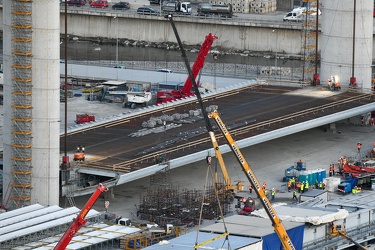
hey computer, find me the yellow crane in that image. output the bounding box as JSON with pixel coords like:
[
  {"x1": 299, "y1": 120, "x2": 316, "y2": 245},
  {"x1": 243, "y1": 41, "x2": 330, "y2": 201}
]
[
  {"x1": 165, "y1": 13, "x2": 296, "y2": 250},
  {"x1": 328, "y1": 223, "x2": 368, "y2": 250}
]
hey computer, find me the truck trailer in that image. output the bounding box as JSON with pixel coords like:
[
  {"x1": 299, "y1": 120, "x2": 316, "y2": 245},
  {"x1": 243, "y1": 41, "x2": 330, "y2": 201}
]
[{"x1": 197, "y1": 3, "x2": 233, "y2": 18}]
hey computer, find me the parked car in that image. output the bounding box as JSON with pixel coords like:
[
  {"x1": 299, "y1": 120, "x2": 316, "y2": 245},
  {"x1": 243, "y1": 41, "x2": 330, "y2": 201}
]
[
  {"x1": 90, "y1": 0, "x2": 108, "y2": 8},
  {"x1": 114, "y1": 65, "x2": 126, "y2": 69},
  {"x1": 157, "y1": 69, "x2": 173, "y2": 73},
  {"x1": 67, "y1": 0, "x2": 86, "y2": 6},
  {"x1": 112, "y1": 2, "x2": 130, "y2": 10},
  {"x1": 137, "y1": 7, "x2": 158, "y2": 15}
]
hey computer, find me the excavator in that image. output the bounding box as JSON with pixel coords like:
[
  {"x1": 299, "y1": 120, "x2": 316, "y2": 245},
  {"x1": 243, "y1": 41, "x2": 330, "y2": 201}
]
[
  {"x1": 328, "y1": 223, "x2": 368, "y2": 250},
  {"x1": 155, "y1": 33, "x2": 218, "y2": 105},
  {"x1": 165, "y1": 14, "x2": 296, "y2": 250},
  {"x1": 54, "y1": 183, "x2": 108, "y2": 250}
]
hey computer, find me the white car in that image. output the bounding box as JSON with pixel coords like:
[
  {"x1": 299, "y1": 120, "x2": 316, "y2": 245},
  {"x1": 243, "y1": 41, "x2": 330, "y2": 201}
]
[{"x1": 157, "y1": 69, "x2": 173, "y2": 73}]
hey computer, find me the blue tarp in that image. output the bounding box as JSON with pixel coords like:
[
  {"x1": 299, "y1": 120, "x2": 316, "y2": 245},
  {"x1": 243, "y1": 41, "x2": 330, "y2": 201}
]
[{"x1": 262, "y1": 224, "x2": 304, "y2": 250}]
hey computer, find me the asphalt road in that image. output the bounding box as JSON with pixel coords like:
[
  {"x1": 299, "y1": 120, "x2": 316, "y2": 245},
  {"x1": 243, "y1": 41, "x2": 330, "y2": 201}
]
[{"x1": 61, "y1": 0, "x2": 303, "y2": 25}]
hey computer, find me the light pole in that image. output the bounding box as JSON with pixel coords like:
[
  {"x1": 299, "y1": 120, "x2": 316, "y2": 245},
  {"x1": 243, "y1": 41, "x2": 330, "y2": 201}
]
[
  {"x1": 114, "y1": 16, "x2": 119, "y2": 67},
  {"x1": 213, "y1": 53, "x2": 218, "y2": 90}
]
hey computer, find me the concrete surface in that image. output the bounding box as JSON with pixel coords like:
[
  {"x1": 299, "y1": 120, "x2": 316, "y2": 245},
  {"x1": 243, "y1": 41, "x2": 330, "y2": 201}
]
[{"x1": 66, "y1": 107, "x2": 375, "y2": 232}]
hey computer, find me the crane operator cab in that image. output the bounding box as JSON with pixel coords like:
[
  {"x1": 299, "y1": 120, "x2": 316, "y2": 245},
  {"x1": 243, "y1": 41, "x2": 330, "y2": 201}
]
[{"x1": 74, "y1": 145, "x2": 85, "y2": 161}]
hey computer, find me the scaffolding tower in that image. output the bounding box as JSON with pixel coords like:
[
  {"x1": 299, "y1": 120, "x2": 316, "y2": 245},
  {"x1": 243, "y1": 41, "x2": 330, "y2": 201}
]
[
  {"x1": 301, "y1": 0, "x2": 319, "y2": 83},
  {"x1": 9, "y1": 0, "x2": 33, "y2": 209}
]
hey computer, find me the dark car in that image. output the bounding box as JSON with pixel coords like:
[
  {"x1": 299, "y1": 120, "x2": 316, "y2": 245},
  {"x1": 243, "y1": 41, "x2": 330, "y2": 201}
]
[
  {"x1": 67, "y1": 0, "x2": 86, "y2": 6},
  {"x1": 112, "y1": 2, "x2": 130, "y2": 10},
  {"x1": 137, "y1": 7, "x2": 158, "y2": 15}
]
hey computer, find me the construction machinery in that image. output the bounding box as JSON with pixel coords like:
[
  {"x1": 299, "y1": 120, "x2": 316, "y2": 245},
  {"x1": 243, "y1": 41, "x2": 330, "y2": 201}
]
[
  {"x1": 75, "y1": 114, "x2": 95, "y2": 124},
  {"x1": 121, "y1": 92, "x2": 153, "y2": 109},
  {"x1": 207, "y1": 155, "x2": 244, "y2": 198},
  {"x1": 54, "y1": 183, "x2": 108, "y2": 250},
  {"x1": 165, "y1": 14, "x2": 296, "y2": 250},
  {"x1": 155, "y1": 32, "x2": 217, "y2": 105},
  {"x1": 73, "y1": 145, "x2": 85, "y2": 161},
  {"x1": 328, "y1": 223, "x2": 367, "y2": 250},
  {"x1": 283, "y1": 160, "x2": 307, "y2": 182}
]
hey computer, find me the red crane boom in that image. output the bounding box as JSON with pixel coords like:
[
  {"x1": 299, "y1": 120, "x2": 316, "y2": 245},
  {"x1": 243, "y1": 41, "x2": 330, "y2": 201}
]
[
  {"x1": 54, "y1": 183, "x2": 108, "y2": 250},
  {"x1": 181, "y1": 33, "x2": 218, "y2": 94},
  {"x1": 156, "y1": 33, "x2": 217, "y2": 105}
]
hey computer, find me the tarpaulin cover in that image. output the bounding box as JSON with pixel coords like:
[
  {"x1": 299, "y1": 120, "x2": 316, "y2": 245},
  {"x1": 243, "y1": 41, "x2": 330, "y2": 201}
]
[
  {"x1": 252, "y1": 203, "x2": 349, "y2": 225},
  {"x1": 262, "y1": 223, "x2": 304, "y2": 250}
]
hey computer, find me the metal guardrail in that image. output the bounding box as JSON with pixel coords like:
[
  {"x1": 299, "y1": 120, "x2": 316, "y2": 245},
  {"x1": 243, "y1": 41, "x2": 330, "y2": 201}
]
[{"x1": 303, "y1": 222, "x2": 375, "y2": 250}]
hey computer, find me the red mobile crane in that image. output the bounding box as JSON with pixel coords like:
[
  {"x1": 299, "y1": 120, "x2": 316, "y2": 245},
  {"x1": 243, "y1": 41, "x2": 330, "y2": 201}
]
[
  {"x1": 155, "y1": 33, "x2": 218, "y2": 105},
  {"x1": 165, "y1": 14, "x2": 296, "y2": 250},
  {"x1": 54, "y1": 183, "x2": 108, "y2": 250}
]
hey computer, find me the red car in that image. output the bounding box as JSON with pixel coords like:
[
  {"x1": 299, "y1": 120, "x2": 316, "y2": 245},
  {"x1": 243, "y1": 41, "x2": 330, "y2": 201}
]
[
  {"x1": 67, "y1": 0, "x2": 86, "y2": 6},
  {"x1": 90, "y1": 0, "x2": 108, "y2": 8}
]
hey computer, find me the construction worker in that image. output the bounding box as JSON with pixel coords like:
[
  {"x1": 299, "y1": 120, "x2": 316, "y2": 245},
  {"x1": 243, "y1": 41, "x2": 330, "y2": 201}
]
[
  {"x1": 271, "y1": 188, "x2": 275, "y2": 201},
  {"x1": 290, "y1": 178, "x2": 296, "y2": 189},
  {"x1": 297, "y1": 182, "x2": 301, "y2": 193},
  {"x1": 292, "y1": 189, "x2": 297, "y2": 200},
  {"x1": 371, "y1": 117, "x2": 374, "y2": 126},
  {"x1": 329, "y1": 165, "x2": 333, "y2": 177},
  {"x1": 262, "y1": 181, "x2": 266, "y2": 190},
  {"x1": 248, "y1": 184, "x2": 252, "y2": 194},
  {"x1": 357, "y1": 142, "x2": 362, "y2": 153},
  {"x1": 319, "y1": 182, "x2": 323, "y2": 189},
  {"x1": 287, "y1": 180, "x2": 291, "y2": 192},
  {"x1": 332, "y1": 164, "x2": 336, "y2": 175},
  {"x1": 327, "y1": 79, "x2": 331, "y2": 91},
  {"x1": 334, "y1": 81, "x2": 340, "y2": 91},
  {"x1": 305, "y1": 181, "x2": 309, "y2": 191},
  {"x1": 301, "y1": 182, "x2": 305, "y2": 193}
]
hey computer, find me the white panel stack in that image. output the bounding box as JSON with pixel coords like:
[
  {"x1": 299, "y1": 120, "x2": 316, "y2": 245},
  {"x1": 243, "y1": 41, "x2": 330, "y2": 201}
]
[{"x1": 250, "y1": 0, "x2": 277, "y2": 14}]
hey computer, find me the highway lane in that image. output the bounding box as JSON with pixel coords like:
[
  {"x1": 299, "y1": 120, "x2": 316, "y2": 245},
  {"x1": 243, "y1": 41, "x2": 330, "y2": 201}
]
[{"x1": 60, "y1": 1, "x2": 307, "y2": 25}]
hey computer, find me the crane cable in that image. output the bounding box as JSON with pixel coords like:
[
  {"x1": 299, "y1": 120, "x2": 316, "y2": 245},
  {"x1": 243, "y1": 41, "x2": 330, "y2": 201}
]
[{"x1": 194, "y1": 160, "x2": 231, "y2": 249}]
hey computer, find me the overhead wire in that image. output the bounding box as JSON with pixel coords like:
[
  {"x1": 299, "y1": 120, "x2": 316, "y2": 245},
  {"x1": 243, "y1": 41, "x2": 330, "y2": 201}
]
[{"x1": 194, "y1": 160, "x2": 231, "y2": 249}]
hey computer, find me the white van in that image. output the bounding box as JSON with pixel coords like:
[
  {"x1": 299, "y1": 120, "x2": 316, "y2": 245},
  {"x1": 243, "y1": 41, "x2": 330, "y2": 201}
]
[{"x1": 283, "y1": 8, "x2": 303, "y2": 22}]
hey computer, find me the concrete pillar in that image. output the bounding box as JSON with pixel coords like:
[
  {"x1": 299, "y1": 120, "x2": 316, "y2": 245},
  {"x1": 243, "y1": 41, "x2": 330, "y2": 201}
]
[
  {"x1": 321, "y1": 0, "x2": 373, "y2": 89},
  {"x1": 3, "y1": 0, "x2": 60, "y2": 208}
]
